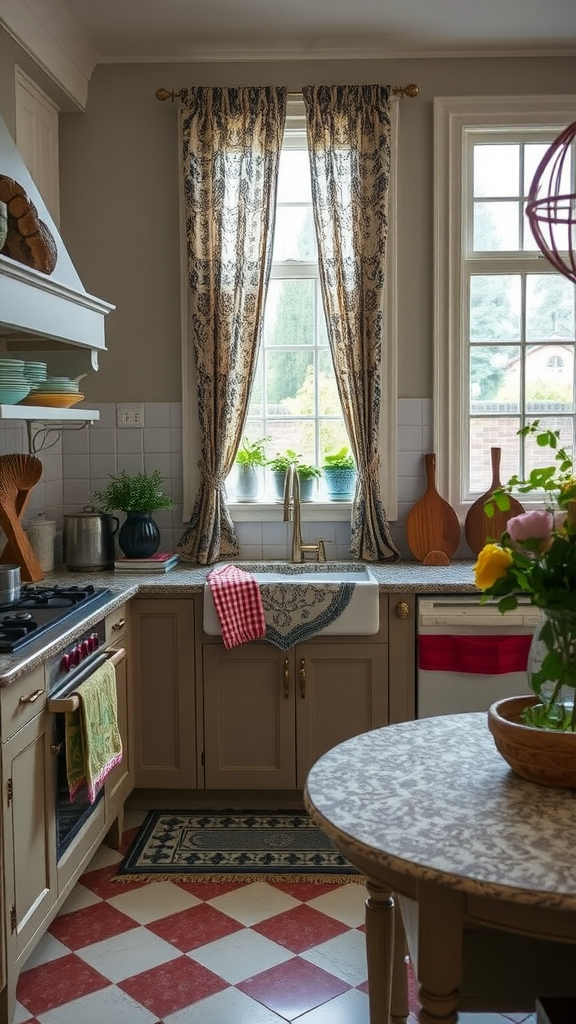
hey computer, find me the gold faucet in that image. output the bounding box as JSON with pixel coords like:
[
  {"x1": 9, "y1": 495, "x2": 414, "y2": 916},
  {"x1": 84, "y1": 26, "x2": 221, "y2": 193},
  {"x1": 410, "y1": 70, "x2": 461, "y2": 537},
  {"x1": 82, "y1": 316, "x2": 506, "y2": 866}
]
[{"x1": 283, "y1": 464, "x2": 326, "y2": 563}]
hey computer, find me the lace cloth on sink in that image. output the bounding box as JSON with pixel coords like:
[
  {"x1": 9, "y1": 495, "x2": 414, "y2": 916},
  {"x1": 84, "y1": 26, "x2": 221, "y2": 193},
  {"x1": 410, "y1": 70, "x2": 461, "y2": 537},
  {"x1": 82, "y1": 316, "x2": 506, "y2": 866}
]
[{"x1": 261, "y1": 582, "x2": 355, "y2": 650}]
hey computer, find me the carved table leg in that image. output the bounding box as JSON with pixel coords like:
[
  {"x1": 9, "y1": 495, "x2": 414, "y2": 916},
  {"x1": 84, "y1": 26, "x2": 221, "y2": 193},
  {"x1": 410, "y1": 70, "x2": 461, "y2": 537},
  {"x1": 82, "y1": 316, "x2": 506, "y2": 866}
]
[
  {"x1": 365, "y1": 877, "x2": 395, "y2": 1024},
  {"x1": 416, "y1": 881, "x2": 463, "y2": 1024},
  {"x1": 390, "y1": 904, "x2": 409, "y2": 1024}
]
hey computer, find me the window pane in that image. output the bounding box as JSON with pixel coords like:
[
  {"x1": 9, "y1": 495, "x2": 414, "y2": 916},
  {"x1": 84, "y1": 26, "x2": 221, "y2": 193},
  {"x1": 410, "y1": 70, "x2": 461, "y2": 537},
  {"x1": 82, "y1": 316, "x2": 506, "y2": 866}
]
[
  {"x1": 265, "y1": 348, "x2": 314, "y2": 412},
  {"x1": 276, "y1": 149, "x2": 312, "y2": 203},
  {"x1": 469, "y1": 417, "x2": 521, "y2": 493},
  {"x1": 473, "y1": 201, "x2": 519, "y2": 250},
  {"x1": 474, "y1": 145, "x2": 519, "y2": 197},
  {"x1": 470, "y1": 276, "x2": 521, "y2": 341},
  {"x1": 318, "y1": 349, "x2": 341, "y2": 415},
  {"x1": 272, "y1": 206, "x2": 316, "y2": 260},
  {"x1": 264, "y1": 280, "x2": 315, "y2": 346},
  {"x1": 524, "y1": 142, "x2": 571, "y2": 194},
  {"x1": 525, "y1": 343, "x2": 574, "y2": 411},
  {"x1": 526, "y1": 275, "x2": 576, "y2": 340},
  {"x1": 524, "y1": 417, "x2": 574, "y2": 477},
  {"x1": 470, "y1": 345, "x2": 520, "y2": 405}
]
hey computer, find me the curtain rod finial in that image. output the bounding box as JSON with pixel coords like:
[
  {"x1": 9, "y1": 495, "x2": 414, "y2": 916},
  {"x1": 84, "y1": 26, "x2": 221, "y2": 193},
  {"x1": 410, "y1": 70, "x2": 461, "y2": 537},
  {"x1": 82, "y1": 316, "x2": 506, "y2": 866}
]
[
  {"x1": 392, "y1": 83, "x2": 419, "y2": 99},
  {"x1": 156, "y1": 88, "x2": 179, "y2": 102}
]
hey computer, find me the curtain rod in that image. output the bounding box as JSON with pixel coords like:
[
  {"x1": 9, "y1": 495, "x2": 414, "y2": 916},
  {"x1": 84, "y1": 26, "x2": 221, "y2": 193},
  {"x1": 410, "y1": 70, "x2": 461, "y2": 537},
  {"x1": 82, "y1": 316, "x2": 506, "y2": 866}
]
[{"x1": 156, "y1": 83, "x2": 419, "y2": 102}]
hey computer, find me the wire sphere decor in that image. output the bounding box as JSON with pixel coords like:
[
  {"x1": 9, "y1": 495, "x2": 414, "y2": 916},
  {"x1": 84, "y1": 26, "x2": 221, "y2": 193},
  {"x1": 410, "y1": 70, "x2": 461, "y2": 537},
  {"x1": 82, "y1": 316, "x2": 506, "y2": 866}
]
[{"x1": 525, "y1": 119, "x2": 576, "y2": 286}]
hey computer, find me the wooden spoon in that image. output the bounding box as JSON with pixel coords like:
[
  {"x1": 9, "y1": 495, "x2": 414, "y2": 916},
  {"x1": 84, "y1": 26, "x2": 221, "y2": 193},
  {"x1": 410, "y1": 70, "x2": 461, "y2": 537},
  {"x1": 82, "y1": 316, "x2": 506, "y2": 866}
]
[
  {"x1": 464, "y1": 447, "x2": 525, "y2": 556},
  {"x1": 405, "y1": 453, "x2": 461, "y2": 563},
  {"x1": 0, "y1": 454, "x2": 44, "y2": 581}
]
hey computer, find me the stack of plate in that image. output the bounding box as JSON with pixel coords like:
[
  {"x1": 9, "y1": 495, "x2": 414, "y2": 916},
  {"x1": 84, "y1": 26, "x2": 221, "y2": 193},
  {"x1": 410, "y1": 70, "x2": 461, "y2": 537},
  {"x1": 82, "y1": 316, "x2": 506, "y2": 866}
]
[
  {"x1": 22, "y1": 361, "x2": 48, "y2": 391},
  {"x1": 0, "y1": 358, "x2": 31, "y2": 404},
  {"x1": 21, "y1": 374, "x2": 84, "y2": 408}
]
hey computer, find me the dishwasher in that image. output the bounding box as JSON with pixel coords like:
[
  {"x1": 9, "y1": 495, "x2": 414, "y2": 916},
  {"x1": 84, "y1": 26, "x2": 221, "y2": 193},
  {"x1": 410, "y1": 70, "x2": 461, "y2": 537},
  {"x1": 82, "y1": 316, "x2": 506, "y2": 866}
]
[{"x1": 416, "y1": 594, "x2": 542, "y2": 718}]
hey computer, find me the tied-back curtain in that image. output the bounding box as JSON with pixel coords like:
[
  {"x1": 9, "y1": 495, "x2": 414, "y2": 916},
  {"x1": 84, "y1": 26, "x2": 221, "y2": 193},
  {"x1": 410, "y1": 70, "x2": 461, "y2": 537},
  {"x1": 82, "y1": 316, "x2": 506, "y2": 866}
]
[
  {"x1": 177, "y1": 86, "x2": 287, "y2": 564},
  {"x1": 302, "y1": 85, "x2": 400, "y2": 562}
]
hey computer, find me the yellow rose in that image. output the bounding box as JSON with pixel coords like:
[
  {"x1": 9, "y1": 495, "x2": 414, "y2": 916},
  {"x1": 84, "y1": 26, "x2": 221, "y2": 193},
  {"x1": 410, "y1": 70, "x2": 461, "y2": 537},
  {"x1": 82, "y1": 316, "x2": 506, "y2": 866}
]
[{"x1": 474, "y1": 543, "x2": 513, "y2": 590}]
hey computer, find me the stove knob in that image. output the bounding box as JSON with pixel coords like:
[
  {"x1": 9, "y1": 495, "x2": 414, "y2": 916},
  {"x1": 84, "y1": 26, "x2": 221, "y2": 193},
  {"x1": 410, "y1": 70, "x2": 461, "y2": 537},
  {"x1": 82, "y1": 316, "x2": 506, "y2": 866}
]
[
  {"x1": 91, "y1": 633, "x2": 100, "y2": 651},
  {"x1": 81, "y1": 639, "x2": 91, "y2": 658},
  {"x1": 60, "y1": 653, "x2": 71, "y2": 672},
  {"x1": 72, "y1": 646, "x2": 81, "y2": 667}
]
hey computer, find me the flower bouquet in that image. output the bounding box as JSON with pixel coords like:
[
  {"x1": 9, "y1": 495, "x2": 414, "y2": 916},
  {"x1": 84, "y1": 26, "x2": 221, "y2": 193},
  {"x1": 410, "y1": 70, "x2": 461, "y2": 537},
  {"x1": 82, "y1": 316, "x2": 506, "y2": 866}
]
[{"x1": 474, "y1": 421, "x2": 576, "y2": 731}]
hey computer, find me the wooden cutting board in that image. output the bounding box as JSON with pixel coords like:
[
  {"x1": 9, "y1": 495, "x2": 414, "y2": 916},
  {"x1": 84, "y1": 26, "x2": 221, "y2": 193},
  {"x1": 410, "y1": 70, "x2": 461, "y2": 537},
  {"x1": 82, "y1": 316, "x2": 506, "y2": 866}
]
[
  {"x1": 464, "y1": 447, "x2": 525, "y2": 555},
  {"x1": 405, "y1": 453, "x2": 461, "y2": 563}
]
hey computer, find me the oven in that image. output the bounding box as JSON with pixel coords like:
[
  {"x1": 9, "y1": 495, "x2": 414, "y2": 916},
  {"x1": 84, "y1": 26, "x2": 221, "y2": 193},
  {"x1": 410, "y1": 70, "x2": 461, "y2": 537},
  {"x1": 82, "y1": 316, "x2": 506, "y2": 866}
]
[
  {"x1": 417, "y1": 594, "x2": 541, "y2": 718},
  {"x1": 45, "y1": 629, "x2": 126, "y2": 859}
]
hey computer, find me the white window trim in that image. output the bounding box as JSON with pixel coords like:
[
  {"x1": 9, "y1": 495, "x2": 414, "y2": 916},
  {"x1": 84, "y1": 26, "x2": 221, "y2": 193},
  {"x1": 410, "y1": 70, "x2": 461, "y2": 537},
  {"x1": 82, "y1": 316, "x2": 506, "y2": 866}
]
[
  {"x1": 434, "y1": 94, "x2": 576, "y2": 519},
  {"x1": 181, "y1": 96, "x2": 399, "y2": 524}
]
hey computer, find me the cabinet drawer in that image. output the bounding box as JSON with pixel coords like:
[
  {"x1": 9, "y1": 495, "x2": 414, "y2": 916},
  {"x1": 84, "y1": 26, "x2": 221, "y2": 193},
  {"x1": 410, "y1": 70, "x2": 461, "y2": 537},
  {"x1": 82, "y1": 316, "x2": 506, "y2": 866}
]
[
  {"x1": 106, "y1": 603, "x2": 129, "y2": 643},
  {"x1": 1, "y1": 664, "x2": 46, "y2": 741}
]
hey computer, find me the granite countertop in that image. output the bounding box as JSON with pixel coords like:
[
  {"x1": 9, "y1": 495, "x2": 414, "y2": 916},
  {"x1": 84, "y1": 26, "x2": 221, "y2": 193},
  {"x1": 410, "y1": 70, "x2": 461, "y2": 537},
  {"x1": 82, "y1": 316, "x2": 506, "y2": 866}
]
[
  {"x1": 0, "y1": 559, "x2": 479, "y2": 684},
  {"x1": 304, "y1": 713, "x2": 576, "y2": 909}
]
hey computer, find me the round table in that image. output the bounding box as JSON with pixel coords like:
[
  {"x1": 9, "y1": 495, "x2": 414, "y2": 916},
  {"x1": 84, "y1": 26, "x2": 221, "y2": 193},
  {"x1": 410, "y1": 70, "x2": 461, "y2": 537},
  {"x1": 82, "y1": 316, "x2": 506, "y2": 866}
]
[{"x1": 304, "y1": 713, "x2": 576, "y2": 1024}]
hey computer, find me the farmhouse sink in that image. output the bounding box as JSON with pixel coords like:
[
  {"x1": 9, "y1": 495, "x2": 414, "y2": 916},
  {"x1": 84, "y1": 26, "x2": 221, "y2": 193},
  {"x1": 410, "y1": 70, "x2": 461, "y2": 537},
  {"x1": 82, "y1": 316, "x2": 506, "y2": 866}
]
[{"x1": 203, "y1": 562, "x2": 380, "y2": 637}]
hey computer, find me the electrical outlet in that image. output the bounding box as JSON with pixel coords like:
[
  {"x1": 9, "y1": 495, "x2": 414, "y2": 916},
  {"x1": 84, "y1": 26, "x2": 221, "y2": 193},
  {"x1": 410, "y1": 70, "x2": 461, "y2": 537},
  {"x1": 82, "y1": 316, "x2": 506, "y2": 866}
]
[{"x1": 117, "y1": 404, "x2": 144, "y2": 428}]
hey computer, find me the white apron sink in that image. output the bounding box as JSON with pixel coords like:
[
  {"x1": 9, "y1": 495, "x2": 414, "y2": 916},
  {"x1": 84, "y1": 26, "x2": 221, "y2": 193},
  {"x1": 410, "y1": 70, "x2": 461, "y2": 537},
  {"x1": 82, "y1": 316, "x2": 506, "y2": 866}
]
[{"x1": 203, "y1": 562, "x2": 380, "y2": 637}]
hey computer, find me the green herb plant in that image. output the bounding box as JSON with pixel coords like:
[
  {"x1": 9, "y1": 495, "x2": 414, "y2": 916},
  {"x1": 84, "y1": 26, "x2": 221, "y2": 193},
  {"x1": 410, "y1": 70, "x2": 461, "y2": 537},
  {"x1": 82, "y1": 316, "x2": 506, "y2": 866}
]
[{"x1": 93, "y1": 470, "x2": 174, "y2": 514}]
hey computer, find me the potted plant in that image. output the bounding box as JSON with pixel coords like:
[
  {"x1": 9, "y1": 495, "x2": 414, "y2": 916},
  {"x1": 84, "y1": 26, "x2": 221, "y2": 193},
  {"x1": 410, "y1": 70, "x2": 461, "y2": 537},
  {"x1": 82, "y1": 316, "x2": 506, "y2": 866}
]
[
  {"x1": 322, "y1": 446, "x2": 357, "y2": 501},
  {"x1": 267, "y1": 449, "x2": 321, "y2": 501},
  {"x1": 475, "y1": 421, "x2": 576, "y2": 780},
  {"x1": 92, "y1": 469, "x2": 173, "y2": 558},
  {"x1": 234, "y1": 435, "x2": 270, "y2": 501}
]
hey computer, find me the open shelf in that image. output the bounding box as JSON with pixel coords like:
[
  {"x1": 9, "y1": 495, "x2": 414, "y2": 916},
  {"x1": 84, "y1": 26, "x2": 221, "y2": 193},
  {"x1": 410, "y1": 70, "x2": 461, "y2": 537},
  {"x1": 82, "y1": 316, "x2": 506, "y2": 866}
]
[{"x1": 0, "y1": 405, "x2": 100, "y2": 422}]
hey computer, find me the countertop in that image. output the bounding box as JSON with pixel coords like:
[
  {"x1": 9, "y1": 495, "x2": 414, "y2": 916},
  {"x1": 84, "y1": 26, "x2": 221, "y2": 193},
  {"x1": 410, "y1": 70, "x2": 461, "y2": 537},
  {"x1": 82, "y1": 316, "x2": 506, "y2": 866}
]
[{"x1": 0, "y1": 559, "x2": 479, "y2": 685}]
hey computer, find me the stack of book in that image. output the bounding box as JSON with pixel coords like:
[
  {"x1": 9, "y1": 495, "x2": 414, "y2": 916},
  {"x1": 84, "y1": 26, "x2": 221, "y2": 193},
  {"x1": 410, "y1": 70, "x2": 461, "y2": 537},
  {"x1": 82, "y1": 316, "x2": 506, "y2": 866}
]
[{"x1": 113, "y1": 552, "x2": 179, "y2": 573}]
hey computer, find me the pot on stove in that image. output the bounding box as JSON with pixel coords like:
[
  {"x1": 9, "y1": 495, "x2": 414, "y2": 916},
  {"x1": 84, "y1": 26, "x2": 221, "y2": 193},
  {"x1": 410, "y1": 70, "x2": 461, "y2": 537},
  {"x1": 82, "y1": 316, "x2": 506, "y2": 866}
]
[
  {"x1": 63, "y1": 507, "x2": 119, "y2": 572},
  {"x1": 0, "y1": 565, "x2": 21, "y2": 604}
]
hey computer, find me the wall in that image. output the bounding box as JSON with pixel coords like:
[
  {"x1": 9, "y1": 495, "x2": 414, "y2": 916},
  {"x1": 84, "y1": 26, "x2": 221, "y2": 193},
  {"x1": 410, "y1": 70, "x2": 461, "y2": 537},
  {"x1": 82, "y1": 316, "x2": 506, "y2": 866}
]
[{"x1": 1, "y1": 41, "x2": 575, "y2": 563}]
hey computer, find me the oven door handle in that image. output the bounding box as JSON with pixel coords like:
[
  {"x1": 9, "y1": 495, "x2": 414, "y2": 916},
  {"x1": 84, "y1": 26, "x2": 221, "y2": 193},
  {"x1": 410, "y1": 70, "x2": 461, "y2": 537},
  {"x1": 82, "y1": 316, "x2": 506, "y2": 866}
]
[{"x1": 47, "y1": 648, "x2": 126, "y2": 713}]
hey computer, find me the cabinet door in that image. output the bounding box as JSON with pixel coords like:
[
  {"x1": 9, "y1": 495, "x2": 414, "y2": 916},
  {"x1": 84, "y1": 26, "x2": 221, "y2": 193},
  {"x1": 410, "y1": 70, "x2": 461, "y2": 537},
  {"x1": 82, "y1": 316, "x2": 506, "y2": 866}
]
[
  {"x1": 203, "y1": 644, "x2": 295, "y2": 789},
  {"x1": 2, "y1": 713, "x2": 57, "y2": 962},
  {"x1": 105, "y1": 640, "x2": 132, "y2": 820},
  {"x1": 132, "y1": 599, "x2": 196, "y2": 788},
  {"x1": 295, "y1": 643, "x2": 388, "y2": 788}
]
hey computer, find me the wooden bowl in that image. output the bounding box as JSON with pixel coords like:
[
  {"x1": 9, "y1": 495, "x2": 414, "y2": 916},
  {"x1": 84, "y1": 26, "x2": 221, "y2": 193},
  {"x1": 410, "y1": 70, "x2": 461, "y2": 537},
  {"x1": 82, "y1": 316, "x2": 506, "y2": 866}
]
[{"x1": 488, "y1": 695, "x2": 576, "y2": 789}]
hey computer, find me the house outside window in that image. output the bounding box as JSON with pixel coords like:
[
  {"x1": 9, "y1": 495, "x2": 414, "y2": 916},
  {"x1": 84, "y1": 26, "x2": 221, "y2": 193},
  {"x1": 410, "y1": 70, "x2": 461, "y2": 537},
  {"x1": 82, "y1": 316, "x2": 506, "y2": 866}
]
[{"x1": 434, "y1": 96, "x2": 576, "y2": 515}]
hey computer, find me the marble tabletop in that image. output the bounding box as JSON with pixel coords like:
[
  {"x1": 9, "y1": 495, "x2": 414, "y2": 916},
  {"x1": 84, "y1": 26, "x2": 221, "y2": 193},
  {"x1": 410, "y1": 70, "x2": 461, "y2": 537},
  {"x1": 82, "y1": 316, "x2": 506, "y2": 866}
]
[{"x1": 304, "y1": 713, "x2": 576, "y2": 911}]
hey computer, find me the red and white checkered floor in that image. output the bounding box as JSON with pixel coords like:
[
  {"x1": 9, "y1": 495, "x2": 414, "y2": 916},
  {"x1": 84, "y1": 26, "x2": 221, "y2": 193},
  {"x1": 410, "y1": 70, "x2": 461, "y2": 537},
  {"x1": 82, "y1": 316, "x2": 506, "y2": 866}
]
[{"x1": 14, "y1": 810, "x2": 538, "y2": 1024}]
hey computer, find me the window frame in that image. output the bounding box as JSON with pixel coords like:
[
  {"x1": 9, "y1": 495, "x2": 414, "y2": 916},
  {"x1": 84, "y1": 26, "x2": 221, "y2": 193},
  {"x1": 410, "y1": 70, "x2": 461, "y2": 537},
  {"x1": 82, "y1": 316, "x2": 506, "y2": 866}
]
[
  {"x1": 181, "y1": 95, "x2": 399, "y2": 523},
  {"x1": 434, "y1": 95, "x2": 576, "y2": 517}
]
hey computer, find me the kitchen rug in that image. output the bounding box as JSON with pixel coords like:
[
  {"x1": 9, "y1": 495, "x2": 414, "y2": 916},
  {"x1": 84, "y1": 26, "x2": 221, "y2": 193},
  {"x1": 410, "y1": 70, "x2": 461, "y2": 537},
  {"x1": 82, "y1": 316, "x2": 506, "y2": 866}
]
[{"x1": 113, "y1": 810, "x2": 363, "y2": 883}]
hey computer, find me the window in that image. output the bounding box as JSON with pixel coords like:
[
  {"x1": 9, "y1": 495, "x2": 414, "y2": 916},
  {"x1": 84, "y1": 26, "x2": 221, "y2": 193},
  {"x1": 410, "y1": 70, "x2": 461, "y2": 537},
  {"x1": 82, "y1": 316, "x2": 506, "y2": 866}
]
[
  {"x1": 434, "y1": 96, "x2": 576, "y2": 514},
  {"x1": 182, "y1": 97, "x2": 398, "y2": 521}
]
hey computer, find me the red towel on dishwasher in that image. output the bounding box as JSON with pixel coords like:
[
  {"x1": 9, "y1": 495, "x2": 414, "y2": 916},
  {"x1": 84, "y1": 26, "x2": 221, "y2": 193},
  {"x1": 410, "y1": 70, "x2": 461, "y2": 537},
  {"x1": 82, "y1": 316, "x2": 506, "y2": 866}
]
[{"x1": 207, "y1": 564, "x2": 266, "y2": 649}]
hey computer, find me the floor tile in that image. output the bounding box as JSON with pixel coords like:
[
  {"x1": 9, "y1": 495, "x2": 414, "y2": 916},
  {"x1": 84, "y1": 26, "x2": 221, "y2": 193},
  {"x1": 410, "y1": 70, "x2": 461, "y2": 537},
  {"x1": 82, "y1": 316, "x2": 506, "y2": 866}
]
[
  {"x1": 300, "y1": 928, "x2": 368, "y2": 986},
  {"x1": 19, "y1": 933, "x2": 70, "y2": 971},
  {"x1": 48, "y1": 902, "x2": 137, "y2": 950},
  {"x1": 162, "y1": 984, "x2": 287, "y2": 1024},
  {"x1": 307, "y1": 882, "x2": 367, "y2": 926},
  {"x1": 252, "y1": 902, "x2": 349, "y2": 953},
  {"x1": 37, "y1": 985, "x2": 158, "y2": 1023},
  {"x1": 107, "y1": 878, "x2": 201, "y2": 924},
  {"x1": 16, "y1": 953, "x2": 109, "y2": 1017},
  {"x1": 189, "y1": 926, "x2": 294, "y2": 984},
  {"x1": 208, "y1": 880, "x2": 300, "y2": 926},
  {"x1": 57, "y1": 881, "x2": 102, "y2": 915},
  {"x1": 295, "y1": 986, "x2": 371, "y2": 1024},
  {"x1": 147, "y1": 901, "x2": 243, "y2": 952},
  {"x1": 118, "y1": 954, "x2": 227, "y2": 1017},
  {"x1": 238, "y1": 955, "x2": 351, "y2": 1018},
  {"x1": 75, "y1": 925, "x2": 180, "y2": 983},
  {"x1": 80, "y1": 863, "x2": 148, "y2": 900}
]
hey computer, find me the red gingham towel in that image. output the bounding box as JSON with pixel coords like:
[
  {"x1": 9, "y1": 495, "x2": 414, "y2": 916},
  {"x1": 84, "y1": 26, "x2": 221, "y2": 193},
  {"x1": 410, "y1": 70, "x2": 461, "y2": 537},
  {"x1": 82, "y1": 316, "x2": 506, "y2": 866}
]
[{"x1": 207, "y1": 564, "x2": 266, "y2": 649}]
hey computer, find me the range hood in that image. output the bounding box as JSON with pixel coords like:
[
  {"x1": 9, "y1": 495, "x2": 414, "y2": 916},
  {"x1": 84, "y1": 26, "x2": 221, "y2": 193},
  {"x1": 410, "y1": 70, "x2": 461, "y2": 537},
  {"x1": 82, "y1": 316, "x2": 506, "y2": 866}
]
[{"x1": 0, "y1": 112, "x2": 114, "y2": 364}]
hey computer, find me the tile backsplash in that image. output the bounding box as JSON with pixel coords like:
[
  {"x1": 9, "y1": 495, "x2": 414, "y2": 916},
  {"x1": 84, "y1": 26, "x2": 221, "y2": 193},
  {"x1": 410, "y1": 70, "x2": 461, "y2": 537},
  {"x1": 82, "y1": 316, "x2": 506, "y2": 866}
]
[{"x1": 0, "y1": 399, "x2": 434, "y2": 564}]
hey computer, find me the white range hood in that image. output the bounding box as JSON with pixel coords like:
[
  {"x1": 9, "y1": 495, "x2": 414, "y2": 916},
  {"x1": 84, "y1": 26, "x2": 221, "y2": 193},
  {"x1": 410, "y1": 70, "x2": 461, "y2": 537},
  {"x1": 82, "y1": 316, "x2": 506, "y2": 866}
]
[{"x1": 0, "y1": 112, "x2": 114, "y2": 355}]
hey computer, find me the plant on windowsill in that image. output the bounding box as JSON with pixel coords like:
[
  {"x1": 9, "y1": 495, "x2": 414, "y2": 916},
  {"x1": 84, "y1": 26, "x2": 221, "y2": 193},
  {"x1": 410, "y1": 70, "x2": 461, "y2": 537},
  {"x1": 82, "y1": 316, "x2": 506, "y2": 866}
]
[
  {"x1": 234, "y1": 436, "x2": 270, "y2": 501},
  {"x1": 92, "y1": 469, "x2": 173, "y2": 558},
  {"x1": 322, "y1": 447, "x2": 357, "y2": 502},
  {"x1": 267, "y1": 449, "x2": 321, "y2": 501},
  {"x1": 474, "y1": 421, "x2": 576, "y2": 786}
]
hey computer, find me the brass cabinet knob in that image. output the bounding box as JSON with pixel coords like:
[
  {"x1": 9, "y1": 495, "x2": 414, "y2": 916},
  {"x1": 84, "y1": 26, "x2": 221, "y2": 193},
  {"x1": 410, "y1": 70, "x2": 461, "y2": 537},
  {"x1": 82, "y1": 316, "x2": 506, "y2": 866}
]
[{"x1": 396, "y1": 601, "x2": 409, "y2": 619}]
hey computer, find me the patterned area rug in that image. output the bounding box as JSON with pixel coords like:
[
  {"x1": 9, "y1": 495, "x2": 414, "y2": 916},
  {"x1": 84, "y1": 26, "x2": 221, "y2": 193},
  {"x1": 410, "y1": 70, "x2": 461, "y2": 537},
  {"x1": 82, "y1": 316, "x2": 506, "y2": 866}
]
[{"x1": 114, "y1": 811, "x2": 363, "y2": 883}]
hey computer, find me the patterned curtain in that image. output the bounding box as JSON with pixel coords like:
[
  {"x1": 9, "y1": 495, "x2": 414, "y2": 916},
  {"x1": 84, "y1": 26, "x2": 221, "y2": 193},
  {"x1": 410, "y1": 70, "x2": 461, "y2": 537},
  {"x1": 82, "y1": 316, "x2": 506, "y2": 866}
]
[
  {"x1": 177, "y1": 86, "x2": 287, "y2": 564},
  {"x1": 302, "y1": 85, "x2": 400, "y2": 562}
]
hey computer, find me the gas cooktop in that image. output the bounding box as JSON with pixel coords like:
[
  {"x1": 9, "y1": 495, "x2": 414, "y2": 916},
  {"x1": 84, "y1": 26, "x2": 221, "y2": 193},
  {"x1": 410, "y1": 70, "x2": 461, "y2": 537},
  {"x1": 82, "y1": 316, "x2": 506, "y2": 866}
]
[{"x1": 0, "y1": 584, "x2": 113, "y2": 653}]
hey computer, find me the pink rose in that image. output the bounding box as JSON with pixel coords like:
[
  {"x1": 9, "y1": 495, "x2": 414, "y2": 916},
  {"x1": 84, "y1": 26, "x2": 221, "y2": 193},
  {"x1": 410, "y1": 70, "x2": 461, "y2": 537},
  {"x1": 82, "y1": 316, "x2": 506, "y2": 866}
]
[{"x1": 507, "y1": 510, "x2": 554, "y2": 552}]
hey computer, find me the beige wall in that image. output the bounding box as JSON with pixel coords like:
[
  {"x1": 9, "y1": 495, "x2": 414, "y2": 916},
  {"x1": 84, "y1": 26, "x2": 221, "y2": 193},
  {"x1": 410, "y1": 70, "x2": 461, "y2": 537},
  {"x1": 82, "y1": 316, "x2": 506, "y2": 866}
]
[{"x1": 2, "y1": 38, "x2": 576, "y2": 403}]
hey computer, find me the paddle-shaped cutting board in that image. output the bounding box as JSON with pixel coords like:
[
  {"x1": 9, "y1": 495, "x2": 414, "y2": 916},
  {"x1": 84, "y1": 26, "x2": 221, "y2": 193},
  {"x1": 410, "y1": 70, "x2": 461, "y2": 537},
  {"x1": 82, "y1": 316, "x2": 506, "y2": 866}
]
[
  {"x1": 464, "y1": 447, "x2": 525, "y2": 555},
  {"x1": 405, "y1": 453, "x2": 461, "y2": 563}
]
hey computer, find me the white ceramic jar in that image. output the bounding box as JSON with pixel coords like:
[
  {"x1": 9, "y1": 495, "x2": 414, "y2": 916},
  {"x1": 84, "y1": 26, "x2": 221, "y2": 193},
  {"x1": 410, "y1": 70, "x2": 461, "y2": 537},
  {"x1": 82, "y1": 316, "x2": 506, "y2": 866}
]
[{"x1": 26, "y1": 513, "x2": 57, "y2": 572}]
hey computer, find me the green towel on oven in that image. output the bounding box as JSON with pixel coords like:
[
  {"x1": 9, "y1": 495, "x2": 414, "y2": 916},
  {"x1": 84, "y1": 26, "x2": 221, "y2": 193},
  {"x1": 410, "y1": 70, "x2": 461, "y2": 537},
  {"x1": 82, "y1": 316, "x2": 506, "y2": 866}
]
[{"x1": 65, "y1": 660, "x2": 123, "y2": 803}]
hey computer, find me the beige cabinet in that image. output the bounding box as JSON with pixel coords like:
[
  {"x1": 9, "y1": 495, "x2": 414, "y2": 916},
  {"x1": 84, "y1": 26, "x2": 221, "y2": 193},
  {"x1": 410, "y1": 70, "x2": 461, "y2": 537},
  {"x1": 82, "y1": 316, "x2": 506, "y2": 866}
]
[
  {"x1": 202, "y1": 597, "x2": 389, "y2": 789},
  {"x1": 132, "y1": 597, "x2": 196, "y2": 789}
]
